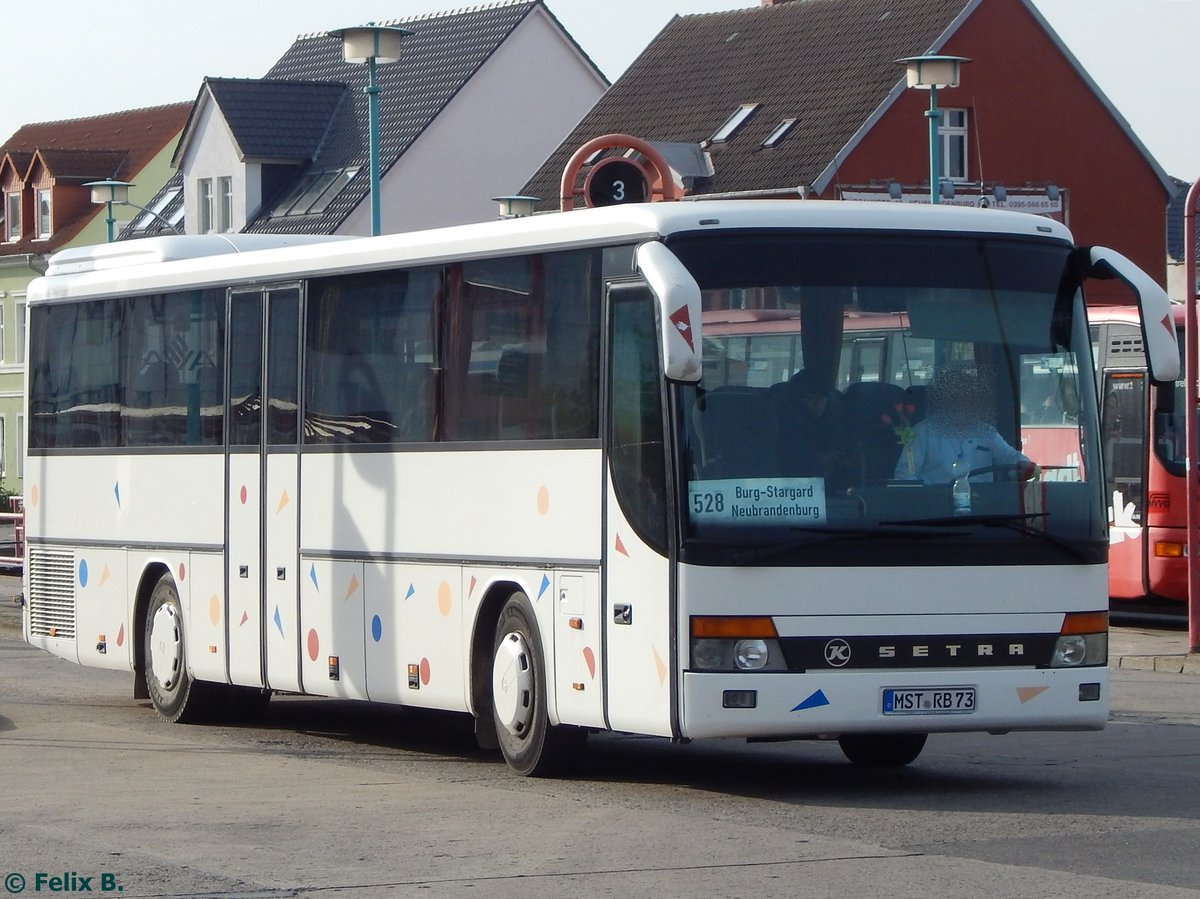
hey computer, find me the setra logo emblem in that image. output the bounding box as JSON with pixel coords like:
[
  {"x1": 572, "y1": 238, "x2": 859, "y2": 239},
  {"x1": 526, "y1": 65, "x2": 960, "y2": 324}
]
[{"x1": 824, "y1": 638, "x2": 852, "y2": 667}]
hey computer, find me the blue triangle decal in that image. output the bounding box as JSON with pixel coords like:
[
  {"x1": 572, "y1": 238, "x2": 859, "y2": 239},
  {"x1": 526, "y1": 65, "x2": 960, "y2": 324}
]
[
  {"x1": 791, "y1": 690, "x2": 830, "y2": 712},
  {"x1": 536, "y1": 574, "x2": 550, "y2": 601},
  {"x1": 405, "y1": 583, "x2": 416, "y2": 600},
  {"x1": 114, "y1": 482, "x2": 121, "y2": 508},
  {"x1": 309, "y1": 564, "x2": 319, "y2": 590},
  {"x1": 273, "y1": 606, "x2": 284, "y2": 637}
]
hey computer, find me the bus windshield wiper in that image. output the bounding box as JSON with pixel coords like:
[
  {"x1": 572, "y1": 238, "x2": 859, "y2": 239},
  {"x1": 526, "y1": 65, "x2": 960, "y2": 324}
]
[
  {"x1": 880, "y1": 512, "x2": 1094, "y2": 563},
  {"x1": 724, "y1": 525, "x2": 967, "y2": 564}
]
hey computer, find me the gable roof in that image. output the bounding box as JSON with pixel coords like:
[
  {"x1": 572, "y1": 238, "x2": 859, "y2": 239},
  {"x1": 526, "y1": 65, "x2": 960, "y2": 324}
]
[
  {"x1": 242, "y1": 0, "x2": 573, "y2": 234},
  {"x1": 0, "y1": 103, "x2": 190, "y2": 253},
  {"x1": 175, "y1": 78, "x2": 349, "y2": 165},
  {"x1": 523, "y1": 0, "x2": 1171, "y2": 207}
]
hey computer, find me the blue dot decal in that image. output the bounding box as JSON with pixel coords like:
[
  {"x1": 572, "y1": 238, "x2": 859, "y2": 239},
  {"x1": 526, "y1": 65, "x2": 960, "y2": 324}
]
[
  {"x1": 78, "y1": 559, "x2": 89, "y2": 588},
  {"x1": 371, "y1": 615, "x2": 383, "y2": 642}
]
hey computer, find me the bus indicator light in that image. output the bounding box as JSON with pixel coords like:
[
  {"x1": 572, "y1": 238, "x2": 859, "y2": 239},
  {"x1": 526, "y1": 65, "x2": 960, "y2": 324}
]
[
  {"x1": 1155, "y1": 541, "x2": 1184, "y2": 558},
  {"x1": 408, "y1": 663, "x2": 420, "y2": 689},
  {"x1": 328, "y1": 656, "x2": 340, "y2": 681}
]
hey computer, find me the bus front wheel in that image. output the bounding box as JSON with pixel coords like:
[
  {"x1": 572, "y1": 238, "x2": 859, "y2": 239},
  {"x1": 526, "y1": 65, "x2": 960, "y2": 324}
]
[
  {"x1": 837, "y1": 733, "x2": 927, "y2": 767},
  {"x1": 490, "y1": 593, "x2": 586, "y2": 776},
  {"x1": 144, "y1": 572, "x2": 216, "y2": 723}
]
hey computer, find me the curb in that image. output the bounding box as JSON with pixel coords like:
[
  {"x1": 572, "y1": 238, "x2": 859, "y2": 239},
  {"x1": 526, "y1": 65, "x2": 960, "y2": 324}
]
[{"x1": 1115, "y1": 654, "x2": 1200, "y2": 676}]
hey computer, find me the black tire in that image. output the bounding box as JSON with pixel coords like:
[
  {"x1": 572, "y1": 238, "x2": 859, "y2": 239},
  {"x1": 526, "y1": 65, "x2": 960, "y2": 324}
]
[
  {"x1": 143, "y1": 572, "x2": 218, "y2": 723},
  {"x1": 491, "y1": 593, "x2": 586, "y2": 776},
  {"x1": 838, "y1": 733, "x2": 927, "y2": 767}
]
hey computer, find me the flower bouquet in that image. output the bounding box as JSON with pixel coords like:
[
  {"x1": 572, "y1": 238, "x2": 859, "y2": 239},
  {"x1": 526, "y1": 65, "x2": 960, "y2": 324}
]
[{"x1": 882, "y1": 402, "x2": 917, "y2": 474}]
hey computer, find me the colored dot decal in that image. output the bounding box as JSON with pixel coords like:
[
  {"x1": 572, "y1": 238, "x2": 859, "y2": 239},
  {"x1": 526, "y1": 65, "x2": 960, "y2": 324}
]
[
  {"x1": 371, "y1": 615, "x2": 383, "y2": 642},
  {"x1": 583, "y1": 646, "x2": 596, "y2": 679},
  {"x1": 209, "y1": 595, "x2": 220, "y2": 626},
  {"x1": 537, "y1": 486, "x2": 550, "y2": 516},
  {"x1": 306, "y1": 628, "x2": 319, "y2": 662},
  {"x1": 419, "y1": 657, "x2": 431, "y2": 686},
  {"x1": 240, "y1": 485, "x2": 248, "y2": 505},
  {"x1": 437, "y1": 582, "x2": 452, "y2": 617},
  {"x1": 178, "y1": 563, "x2": 186, "y2": 582},
  {"x1": 78, "y1": 559, "x2": 89, "y2": 588},
  {"x1": 116, "y1": 624, "x2": 125, "y2": 647},
  {"x1": 29, "y1": 485, "x2": 39, "y2": 507}
]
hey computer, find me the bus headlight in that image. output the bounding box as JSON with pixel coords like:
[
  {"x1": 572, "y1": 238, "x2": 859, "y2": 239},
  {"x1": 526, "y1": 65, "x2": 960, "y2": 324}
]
[
  {"x1": 1052, "y1": 632, "x2": 1107, "y2": 667},
  {"x1": 692, "y1": 639, "x2": 730, "y2": 670},
  {"x1": 734, "y1": 638, "x2": 770, "y2": 670}
]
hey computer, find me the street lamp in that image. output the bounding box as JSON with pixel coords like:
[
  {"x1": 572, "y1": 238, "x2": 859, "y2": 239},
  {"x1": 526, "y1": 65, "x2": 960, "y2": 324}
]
[
  {"x1": 492, "y1": 195, "x2": 539, "y2": 219},
  {"x1": 897, "y1": 55, "x2": 970, "y2": 204},
  {"x1": 329, "y1": 23, "x2": 413, "y2": 236},
  {"x1": 84, "y1": 179, "x2": 181, "y2": 241}
]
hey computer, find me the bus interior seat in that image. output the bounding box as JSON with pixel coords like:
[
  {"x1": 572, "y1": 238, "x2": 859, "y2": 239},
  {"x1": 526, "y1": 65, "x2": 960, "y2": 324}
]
[
  {"x1": 692, "y1": 386, "x2": 779, "y2": 478},
  {"x1": 844, "y1": 381, "x2": 906, "y2": 485}
]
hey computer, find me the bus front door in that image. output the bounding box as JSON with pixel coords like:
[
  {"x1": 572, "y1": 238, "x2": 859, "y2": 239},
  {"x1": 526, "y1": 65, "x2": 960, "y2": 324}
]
[{"x1": 226, "y1": 285, "x2": 303, "y2": 692}]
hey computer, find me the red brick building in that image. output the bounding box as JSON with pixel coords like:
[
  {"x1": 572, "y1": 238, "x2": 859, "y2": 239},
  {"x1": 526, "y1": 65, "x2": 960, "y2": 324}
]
[{"x1": 524, "y1": 0, "x2": 1174, "y2": 299}]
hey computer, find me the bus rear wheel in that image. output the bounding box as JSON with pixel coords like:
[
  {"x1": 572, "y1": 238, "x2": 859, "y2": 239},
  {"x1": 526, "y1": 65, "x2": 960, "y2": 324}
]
[
  {"x1": 144, "y1": 572, "x2": 217, "y2": 723},
  {"x1": 837, "y1": 733, "x2": 927, "y2": 767},
  {"x1": 490, "y1": 593, "x2": 586, "y2": 776}
]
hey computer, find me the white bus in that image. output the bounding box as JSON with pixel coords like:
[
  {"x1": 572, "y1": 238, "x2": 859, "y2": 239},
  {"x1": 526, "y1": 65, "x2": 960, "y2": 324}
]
[{"x1": 22, "y1": 201, "x2": 1177, "y2": 775}]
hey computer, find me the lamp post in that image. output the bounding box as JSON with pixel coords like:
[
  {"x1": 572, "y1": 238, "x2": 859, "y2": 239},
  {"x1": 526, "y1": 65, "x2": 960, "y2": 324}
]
[
  {"x1": 329, "y1": 23, "x2": 413, "y2": 236},
  {"x1": 84, "y1": 179, "x2": 181, "y2": 241},
  {"x1": 897, "y1": 55, "x2": 970, "y2": 205},
  {"x1": 492, "y1": 195, "x2": 539, "y2": 219}
]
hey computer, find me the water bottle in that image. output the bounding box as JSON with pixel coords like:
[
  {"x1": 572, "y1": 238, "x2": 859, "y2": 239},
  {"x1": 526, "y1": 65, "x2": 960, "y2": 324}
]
[{"x1": 950, "y1": 455, "x2": 971, "y2": 514}]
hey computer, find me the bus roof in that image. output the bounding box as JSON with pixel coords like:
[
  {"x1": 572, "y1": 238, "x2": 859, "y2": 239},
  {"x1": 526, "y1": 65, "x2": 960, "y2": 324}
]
[{"x1": 30, "y1": 200, "x2": 1076, "y2": 304}]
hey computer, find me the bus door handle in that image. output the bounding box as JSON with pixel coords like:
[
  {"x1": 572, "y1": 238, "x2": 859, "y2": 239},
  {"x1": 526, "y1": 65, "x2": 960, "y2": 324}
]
[
  {"x1": 614, "y1": 604, "x2": 632, "y2": 626},
  {"x1": 276, "y1": 567, "x2": 287, "y2": 581}
]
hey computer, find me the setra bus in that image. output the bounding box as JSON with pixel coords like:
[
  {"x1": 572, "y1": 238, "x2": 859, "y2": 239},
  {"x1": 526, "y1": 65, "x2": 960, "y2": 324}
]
[{"x1": 22, "y1": 201, "x2": 1178, "y2": 774}]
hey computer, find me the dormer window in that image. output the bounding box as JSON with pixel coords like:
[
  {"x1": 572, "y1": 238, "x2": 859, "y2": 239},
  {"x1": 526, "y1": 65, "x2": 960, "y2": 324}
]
[
  {"x1": 4, "y1": 192, "x2": 19, "y2": 241},
  {"x1": 761, "y1": 118, "x2": 797, "y2": 148},
  {"x1": 36, "y1": 189, "x2": 51, "y2": 239},
  {"x1": 712, "y1": 103, "x2": 759, "y2": 142}
]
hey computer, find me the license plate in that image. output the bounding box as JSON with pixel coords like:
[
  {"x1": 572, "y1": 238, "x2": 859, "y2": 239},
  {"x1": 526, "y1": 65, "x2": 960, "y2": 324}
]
[{"x1": 883, "y1": 686, "x2": 976, "y2": 715}]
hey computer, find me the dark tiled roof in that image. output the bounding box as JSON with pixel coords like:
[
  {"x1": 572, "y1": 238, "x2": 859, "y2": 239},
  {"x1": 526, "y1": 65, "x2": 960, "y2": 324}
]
[
  {"x1": 192, "y1": 78, "x2": 349, "y2": 162},
  {"x1": 523, "y1": 0, "x2": 972, "y2": 208},
  {"x1": 245, "y1": 0, "x2": 542, "y2": 234},
  {"x1": 30, "y1": 148, "x2": 128, "y2": 181}
]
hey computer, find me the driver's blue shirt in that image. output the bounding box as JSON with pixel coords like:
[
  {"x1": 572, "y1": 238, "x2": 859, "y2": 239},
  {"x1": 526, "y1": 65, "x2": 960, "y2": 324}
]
[{"x1": 893, "y1": 420, "x2": 1031, "y2": 484}]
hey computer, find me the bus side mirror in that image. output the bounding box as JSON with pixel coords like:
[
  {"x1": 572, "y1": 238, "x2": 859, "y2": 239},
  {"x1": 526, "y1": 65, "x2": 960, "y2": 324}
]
[
  {"x1": 635, "y1": 241, "x2": 702, "y2": 382},
  {"x1": 1085, "y1": 246, "x2": 1180, "y2": 383}
]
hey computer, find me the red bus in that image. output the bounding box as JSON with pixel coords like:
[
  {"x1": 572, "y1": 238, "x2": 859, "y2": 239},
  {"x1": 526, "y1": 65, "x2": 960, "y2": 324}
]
[{"x1": 1089, "y1": 304, "x2": 1187, "y2": 606}]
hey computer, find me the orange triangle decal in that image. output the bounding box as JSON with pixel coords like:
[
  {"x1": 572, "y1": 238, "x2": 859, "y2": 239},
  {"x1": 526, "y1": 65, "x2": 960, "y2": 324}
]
[
  {"x1": 344, "y1": 574, "x2": 360, "y2": 600},
  {"x1": 652, "y1": 645, "x2": 667, "y2": 686},
  {"x1": 1017, "y1": 686, "x2": 1050, "y2": 704},
  {"x1": 276, "y1": 489, "x2": 290, "y2": 513}
]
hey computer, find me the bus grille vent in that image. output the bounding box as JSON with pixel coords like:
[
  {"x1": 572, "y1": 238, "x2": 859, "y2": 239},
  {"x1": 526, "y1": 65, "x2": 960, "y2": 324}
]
[
  {"x1": 1109, "y1": 335, "x2": 1144, "y2": 356},
  {"x1": 28, "y1": 548, "x2": 76, "y2": 639}
]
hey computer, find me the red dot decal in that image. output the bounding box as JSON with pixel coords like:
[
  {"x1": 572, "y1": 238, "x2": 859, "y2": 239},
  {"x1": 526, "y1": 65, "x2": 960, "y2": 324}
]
[
  {"x1": 307, "y1": 629, "x2": 319, "y2": 662},
  {"x1": 419, "y1": 657, "x2": 431, "y2": 686},
  {"x1": 178, "y1": 563, "x2": 186, "y2": 582},
  {"x1": 116, "y1": 624, "x2": 125, "y2": 647},
  {"x1": 240, "y1": 485, "x2": 248, "y2": 505}
]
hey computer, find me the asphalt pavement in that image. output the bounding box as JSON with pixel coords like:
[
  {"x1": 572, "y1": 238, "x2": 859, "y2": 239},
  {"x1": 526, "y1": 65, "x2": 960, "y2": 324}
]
[{"x1": 1, "y1": 569, "x2": 1197, "y2": 674}]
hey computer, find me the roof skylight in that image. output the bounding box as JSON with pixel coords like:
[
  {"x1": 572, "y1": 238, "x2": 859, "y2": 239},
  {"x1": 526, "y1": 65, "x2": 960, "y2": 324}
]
[{"x1": 711, "y1": 103, "x2": 759, "y2": 142}]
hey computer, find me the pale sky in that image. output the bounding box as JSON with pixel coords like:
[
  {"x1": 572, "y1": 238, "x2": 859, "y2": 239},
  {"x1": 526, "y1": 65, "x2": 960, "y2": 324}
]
[{"x1": 3, "y1": 0, "x2": 1197, "y2": 180}]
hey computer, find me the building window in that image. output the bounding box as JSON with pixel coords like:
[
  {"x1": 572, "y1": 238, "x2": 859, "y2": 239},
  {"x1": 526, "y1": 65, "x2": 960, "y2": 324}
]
[
  {"x1": 268, "y1": 168, "x2": 359, "y2": 218},
  {"x1": 711, "y1": 104, "x2": 759, "y2": 143},
  {"x1": 5, "y1": 192, "x2": 19, "y2": 241},
  {"x1": 761, "y1": 119, "x2": 797, "y2": 148},
  {"x1": 15, "y1": 300, "x2": 25, "y2": 365},
  {"x1": 940, "y1": 109, "x2": 969, "y2": 181},
  {"x1": 198, "y1": 178, "x2": 214, "y2": 233},
  {"x1": 0, "y1": 306, "x2": 5, "y2": 363},
  {"x1": 36, "y1": 189, "x2": 51, "y2": 238},
  {"x1": 218, "y1": 176, "x2": 233, "y2": 232}
]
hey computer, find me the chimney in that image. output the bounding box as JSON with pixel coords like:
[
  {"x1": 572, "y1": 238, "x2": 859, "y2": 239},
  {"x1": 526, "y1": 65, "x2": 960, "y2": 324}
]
[{"x1": 761, "y1": 0, "x2": 800, "y2": 5}]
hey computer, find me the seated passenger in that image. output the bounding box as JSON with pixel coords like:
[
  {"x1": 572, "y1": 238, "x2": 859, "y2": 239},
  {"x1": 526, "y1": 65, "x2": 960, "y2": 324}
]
[
  {"x1": 775, "y1": 370, "x2": 854, "y2": 490},
  {"x1": 894, "y1": 365, "x2": 1038, "y2": 484}
]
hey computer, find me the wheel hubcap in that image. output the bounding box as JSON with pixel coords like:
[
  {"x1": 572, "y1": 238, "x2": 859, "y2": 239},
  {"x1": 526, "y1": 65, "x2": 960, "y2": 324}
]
[
  {"x1": 492, "y1": 632, "x2": 534, "y2": 738},
  {"x1": 149, "y1": 603, "x2": 183, "y2": 692}
]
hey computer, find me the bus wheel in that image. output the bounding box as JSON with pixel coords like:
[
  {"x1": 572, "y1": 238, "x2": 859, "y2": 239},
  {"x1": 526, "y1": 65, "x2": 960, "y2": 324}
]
[
  {"x1": 837, "y1": 733, "x2": 927, "y2": 767},
  {"x1": 144, "y1": 572, "x2": 215, "y2": 724},
  {"x1": 491, "y1": 593, "x2": 586, "y2": 776}
]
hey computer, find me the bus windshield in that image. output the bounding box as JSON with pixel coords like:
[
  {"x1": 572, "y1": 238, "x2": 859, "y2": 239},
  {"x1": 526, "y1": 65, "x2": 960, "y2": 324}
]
[{"x1": 666, "y1": 230, "x2": 1105, "y2": 566}]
